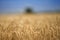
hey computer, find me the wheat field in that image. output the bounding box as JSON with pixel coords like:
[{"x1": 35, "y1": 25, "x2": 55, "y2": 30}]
[{"x1": 0, "y1": 13, "x2": 60, "y2": 40}]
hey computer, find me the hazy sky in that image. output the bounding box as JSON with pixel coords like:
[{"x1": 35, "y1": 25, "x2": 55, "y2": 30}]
[{"x1": 0, "y1": 0, "x2": 60, "y2": 13}]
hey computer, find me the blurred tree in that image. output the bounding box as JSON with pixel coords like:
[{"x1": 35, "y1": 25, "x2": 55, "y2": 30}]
[{"x1": 25, "y1": 7, "x2": 33, "y2": 14}]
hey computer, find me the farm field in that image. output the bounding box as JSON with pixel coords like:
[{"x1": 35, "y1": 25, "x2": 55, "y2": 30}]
[{"x1": 0, "y1": 13, "x2": 60, "y2": 40}]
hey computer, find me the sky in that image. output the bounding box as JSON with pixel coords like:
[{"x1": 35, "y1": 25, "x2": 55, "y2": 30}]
[{"x1": 0, "y1": 0, "x2": 60, "y2": 13}]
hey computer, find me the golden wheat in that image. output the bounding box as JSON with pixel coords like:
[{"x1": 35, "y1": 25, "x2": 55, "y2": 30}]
[{"x1": 0, "y1": 14, "x2": 60, "y2": 40}]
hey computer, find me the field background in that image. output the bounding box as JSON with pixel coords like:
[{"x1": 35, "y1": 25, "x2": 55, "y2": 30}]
[{"x1": 0, "y1": 13, "x2": 60, "y2": 40}]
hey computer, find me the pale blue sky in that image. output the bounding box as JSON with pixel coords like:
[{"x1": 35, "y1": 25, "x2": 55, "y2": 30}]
[{"x1": 0, "y1": 0, "x2": 60, "y2": 13}]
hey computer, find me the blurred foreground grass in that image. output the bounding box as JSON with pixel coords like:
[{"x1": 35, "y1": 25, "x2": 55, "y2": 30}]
[{"x1": 0, "y1": 13, "x2": 60, "y2": 40}]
